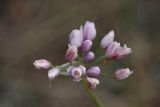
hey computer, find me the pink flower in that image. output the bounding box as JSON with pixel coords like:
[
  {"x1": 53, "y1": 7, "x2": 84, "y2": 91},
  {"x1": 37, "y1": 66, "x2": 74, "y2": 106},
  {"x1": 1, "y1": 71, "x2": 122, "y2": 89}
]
[
  {"x1": 48, "y1": 68, "x2": 60, "y2": 80},
  {"x1": 67, "y1": 65, "x2": 86, "y2": 82},
  {"x1": 65, "y1": 45, "x2": 78, "y2": 61},
  {"x1": 100, "y1": 30, "x2": 114, "y2": 48},
  {"x1": 33, "y1": 59, "x2": 51, "y2": 69},
  {"x1": 115, "y1": 68, "x2": 133, "y2": 80},
  {"x1": 69, "y1": 28, "x2": 83, "y2": 47},
  {"x1": 84, "y1": 51, "x2": 95, "y2": 61},
  {"x1": 106, "y1": 41, "x2": 120, "y2": 58},
  {"x1": 87, "y1": 77, "x2": 100, "y2": 89},
  {"x1": 114, "y1": 44, "x2": 132, "y2": 60},
  {"x1": 106, "y1": 42, "x2": 132, "y2": 60},
  {"x1": 81, "y1": 40, "x2": 92, "y2": 52},
  {"x1": 83, "y1": 21, "x2": 96, "y2": 40},
  {"x1": 71, "y1": 67, "x2": 83, "y2": 81}
]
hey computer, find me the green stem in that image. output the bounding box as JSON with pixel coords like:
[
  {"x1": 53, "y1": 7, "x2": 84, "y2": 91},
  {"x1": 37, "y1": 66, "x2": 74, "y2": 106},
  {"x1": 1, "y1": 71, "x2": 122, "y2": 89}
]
[
  {"x1": 81, "y1": 78, "x2": 104, "y2": 107},
  {"x1": 56, "y1": 61, "x2": 81, "y2": 69},
  {"x1": 101, "y1": 73, "x2": 114, "y2": 78},
  {"x1": 92, "y1": 55, "x2": 107, "y2": 65}
]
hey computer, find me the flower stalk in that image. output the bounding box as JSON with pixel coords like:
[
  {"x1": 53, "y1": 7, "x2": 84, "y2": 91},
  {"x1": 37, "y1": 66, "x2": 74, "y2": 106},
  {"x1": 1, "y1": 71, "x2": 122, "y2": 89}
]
[
  {"x1": 33, "y1": 21, "x2": 133, "y2": 107},
  {"x1": 91, "y1": 55, "x2": 108, "y2": 65},
  {"x1": 81, "y1": 77, "x2": 104, "y2": 107}
]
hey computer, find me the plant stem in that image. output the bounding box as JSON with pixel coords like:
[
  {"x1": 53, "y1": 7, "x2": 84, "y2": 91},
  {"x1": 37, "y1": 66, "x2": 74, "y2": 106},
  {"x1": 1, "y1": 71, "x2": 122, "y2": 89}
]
[
  {"x1": 81, "y1": 78, "x2": 104, "y2": 107},
  {"x1": 56, "y1": 61, "x2": 81, "y2": 69},
  {"x1": 101, "y1": 73, "x2": 114, "y2": 78},
  {"x1": 92, "y1": 55, "x2": 107, "y2": 65}
]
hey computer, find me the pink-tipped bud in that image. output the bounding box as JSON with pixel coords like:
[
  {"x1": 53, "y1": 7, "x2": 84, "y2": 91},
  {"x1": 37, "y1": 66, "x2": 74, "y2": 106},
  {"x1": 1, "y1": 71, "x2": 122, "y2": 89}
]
[
  {"x1": 115, "y1": 68, "x2": 133, "y2": 80},
  {"x1": 65, "y1": 45, "x2": 78, "y2": 61},
  {"x1": 81, "y1": 40, "x2": 92, "y2": 52},
  {"x1": 48, "y1": 68, "x2": 60, "y2": 80},
  {"x1": 83, "y1": 21, "x2": 96, "y2": 40},
  {"x1": 87, "y1": 77, "x2": 100, "y2": 89},
  {"x1": 100, "y1": 30, "x2": 114, "y2": 48},
  {"x1": 87, "y1": 66, "x2": 101, "y2": 77},
  {"x1": 84, "y1": 51, "x2": 95, "y2": 61},
  {"x1": 33, "y1": 59, "x2": 51, "y2": 69},
  {"x1": 69, "y1": 28, "x2": 83, "y2": 47}
]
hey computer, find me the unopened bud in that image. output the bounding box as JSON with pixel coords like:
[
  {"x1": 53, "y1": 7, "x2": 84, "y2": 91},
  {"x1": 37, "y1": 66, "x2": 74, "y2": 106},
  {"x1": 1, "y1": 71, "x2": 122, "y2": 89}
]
[{"x1": 115, "y1": 68, "x2": 133, "y2": 80}]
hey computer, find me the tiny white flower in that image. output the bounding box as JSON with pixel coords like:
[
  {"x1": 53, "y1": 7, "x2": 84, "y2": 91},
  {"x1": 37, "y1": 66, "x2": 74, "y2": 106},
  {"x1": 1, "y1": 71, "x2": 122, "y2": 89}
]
[{"x1": 48, "y1": 68, "x2": 60, "y2": 80}]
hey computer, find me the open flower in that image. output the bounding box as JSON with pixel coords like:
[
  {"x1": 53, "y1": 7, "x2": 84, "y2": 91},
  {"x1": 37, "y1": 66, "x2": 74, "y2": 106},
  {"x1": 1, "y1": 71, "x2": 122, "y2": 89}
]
[
  {"x1": 87, "y1": 77, "x2": 100, "y2": 89},
  {"x1": 71, "y1": 67, "x2": 83, "y2": 81},
  {"x1": 83, "y1": 21, "x2": 96, "y2": 40},
  {"x1": 67, "y1": 65, "x2": 86, "y2": 82},
  {"x1": 33, "y1": 59, "x2": 51, "y2": 69},
  {"x1": 100, "y1": 30, "x2": 114, "y2": 48},
  {"x1": 106, "y1": 42, "x2": 132, "y2": 60},
  {"x1": 115, "y1": 68, "x2": 133, "y2": 80},
  {"x1": 106, "y1": 41, "x2": 120, "y2": 58},
  {"x1": 114, "y1": 44, "x2": 132, "y2": 60},
  {"x1": 65, "y1": 44, "x2": 78, "y2": 61}
]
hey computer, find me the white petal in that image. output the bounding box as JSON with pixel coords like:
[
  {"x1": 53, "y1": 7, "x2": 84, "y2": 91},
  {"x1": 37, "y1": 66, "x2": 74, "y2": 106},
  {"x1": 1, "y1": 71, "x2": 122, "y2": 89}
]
[
  {"x1": 100, "y1": 30, "x2": 114, "y2": 48},
  {"x1": 48, "y1": 68, "x2": 60, "y2": 80},
  {"x1": 69, "y1": 29, "x2": 83, "y2": 47},
  {"x1": 83, "y1": 21, "x2": 96, "y2": 40}
]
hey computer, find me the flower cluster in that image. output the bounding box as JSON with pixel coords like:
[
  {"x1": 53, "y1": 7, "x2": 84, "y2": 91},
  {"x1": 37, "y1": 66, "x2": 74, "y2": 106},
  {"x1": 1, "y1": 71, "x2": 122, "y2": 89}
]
[{"x1": 33, "y1": 21, "x2": 133, "y2": 89}]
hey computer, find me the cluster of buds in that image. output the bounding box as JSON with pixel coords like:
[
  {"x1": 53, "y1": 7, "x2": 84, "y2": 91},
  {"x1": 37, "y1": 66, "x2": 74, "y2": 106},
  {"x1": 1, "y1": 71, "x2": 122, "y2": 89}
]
[{"x1": 33, "y1": 21, "x2": 133, "y2": 89}]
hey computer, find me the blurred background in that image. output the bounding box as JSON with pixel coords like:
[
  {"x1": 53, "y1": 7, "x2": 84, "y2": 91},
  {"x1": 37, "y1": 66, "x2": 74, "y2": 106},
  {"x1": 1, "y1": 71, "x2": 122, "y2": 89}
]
[{"x1": 0, "y1": 0, "x2": 160, "y2": 107}]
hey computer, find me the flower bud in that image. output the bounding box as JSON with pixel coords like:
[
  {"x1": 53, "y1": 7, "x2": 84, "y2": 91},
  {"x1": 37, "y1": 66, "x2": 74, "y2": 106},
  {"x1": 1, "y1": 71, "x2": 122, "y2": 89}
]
[
  {"x1": 100, "y1": 30, "x2": 114, "y2": 48},
  {"x1": 87, "y1": 66, "x2": 100, "y2": 77},
  {"x1": 84, "y1": 51, "x2": 95, "y2": 61},
  {"x1": 81, "y1": 40, "x2": 92, "y2": 52},
  {"x1": 69, "y1": 28, "x2": 83, "y2": 47},
  {"x1": 87, "y1": 77, "x2": 100, "y2": 89},
  {"x1": 65, "y1": 45, "x2": 78, "y2": 61},
  {"x1": 115, "y1": 68, "x2": 133, "y2": 80},
  {"x1": 48, "y1": 68, "x2": 60, "y2": 80},
  {"x1": 83, "y1": 21, "x2": 96, "y2": 40},
  {"x1": 33, "y1": 59, "x2": 51, "y2": 69}
]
